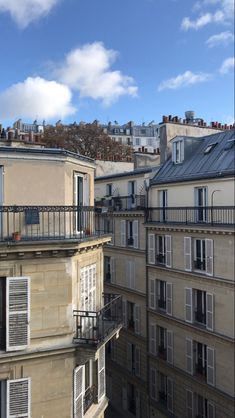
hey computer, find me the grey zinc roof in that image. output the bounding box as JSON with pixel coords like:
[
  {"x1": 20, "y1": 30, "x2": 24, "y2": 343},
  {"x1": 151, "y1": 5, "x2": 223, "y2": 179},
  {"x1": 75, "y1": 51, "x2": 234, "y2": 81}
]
[{"x1": 151, "y1": 130, "x2": 235, "y2": 185}]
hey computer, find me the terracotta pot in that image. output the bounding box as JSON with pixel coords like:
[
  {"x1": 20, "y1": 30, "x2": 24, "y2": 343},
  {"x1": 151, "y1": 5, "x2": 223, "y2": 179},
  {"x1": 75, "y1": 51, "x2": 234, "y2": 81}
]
[{"x1": 12, "y1": 232, "x2": 21, "y2": 241}]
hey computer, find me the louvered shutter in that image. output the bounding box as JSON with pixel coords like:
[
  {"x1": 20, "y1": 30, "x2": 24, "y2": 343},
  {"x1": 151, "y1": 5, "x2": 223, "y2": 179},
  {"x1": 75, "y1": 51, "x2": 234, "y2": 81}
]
[
  {"x1": 185, "y1": 288, "x2": 193, "y2": 323},
  {"x1": 205, "y1": 239, "x2": 213, "y2": 276},
  {"x1": 133, "y1": 220, "x2": 139, "y2": 249},
  {"x1": 186, "y1": 338, "x2": 193, "y2": 375},
  {"x1": 98, "y1": 346, "x2": 106, "y2": 401},
  {"x1": 110, "y1": 257, "x2": 115, "y2": 284},
  {"x1": 6, "y1": 277, "x2": 30, "y2": 351},
  {"x1": 186, "y1": 389, "x2": 193, "y2": 418},
  {"x1": 207, "y1": 347, "x2": 215, "y2": 386},
  {"x1": 167, "y1": 377, "x2": 173, "y2": 413},
  {"x1": 122, "y1": 299, "x2": 127, "y2": 328},
  {"x1": 184, "y1": 237, "x2": 192, "y2": 271},
  {"x1": 122, "y1": 382, "x2": 127, "y2": 410},
  {"x1": 120, "y1": 220, "x2": 126, "y2": 247},
  {"x1": 208, "y1": 402, "x2": 215, "y2": 418},
  {"x1": 74, "y1": 366, "x2": 85, "y2": 418},
  {"x1": 127, "y1": 342, "x2": 133, "y2": 372},
  {"x1": 7, "y1": 378, "x2": 30, "y2": 418},
  {"x1": 150, "y1": 368, "x2": 157, "y2": 400},
  {"x1": 149, "y1": 323, "x2": 156, "y2": 355},
  {"x1": 149, "y1": 278, "x2": 156, "y2": 309},
  {"x1": 165, "y1": 235, "x2": 172, "y2": 268},
  {"x1": 148, "y1": 234, "x2": 155, "y2": 264},
  {"x1": 206, "y1": 293, "x2": 214, "y2": 331},
  {"x1": 135, "y1": 347, "x2": 141, "y2": 377},
  {"x1": 166, "y1": 330, "x2": 173, "y2": 365},
  {"x1": 134, "y1": 304, "x2": 141, "y2": 334},
  {"x1": 166, "y1": 283, "x2": 173, "y2": 316}
]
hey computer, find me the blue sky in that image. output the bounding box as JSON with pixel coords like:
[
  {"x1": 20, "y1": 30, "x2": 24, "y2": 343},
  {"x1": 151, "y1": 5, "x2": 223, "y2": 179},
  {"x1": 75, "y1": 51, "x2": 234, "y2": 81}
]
[{"x1": 0, "y1": 0, "x2": 234, "y2": 126}]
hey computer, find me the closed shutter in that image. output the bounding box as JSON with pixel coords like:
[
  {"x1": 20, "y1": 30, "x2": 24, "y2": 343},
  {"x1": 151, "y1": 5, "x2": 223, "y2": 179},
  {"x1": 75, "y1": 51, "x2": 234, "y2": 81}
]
[
  {"x1": 122, "y1": 382, "x2": 127, "y2": 410},
  {"x1": 6, "y1": 276, "x2": 30, "y2": 351},
  {"x1": 167, "y1": 377, "x2": 173, "y2": 413},
  {"x1": 185, "y1": 288, "x2": 193, "y2": 323},
  {"x1": 205, "y1": 239, "x2": 213, "y2": 276},
  {"x1": 98, "y1": 346, "x2": 106, "y2": 401},
  {"x1": 74, "y1": 366, "x2": 85, "y2": 418},
  {"x1": 186, "y1": 338, "x2": 193, "y2": 375},
  {"x1": 166, "y1": 283, "x2": 173, "y2": 316},
  {"x1": 206, "y1": 293, "x2": 214, "y2": 331},
  {"x1": 148, "y1": 234, "x2": 155, "y2": 264},
  {"x1": 150, "y1": 368, "x2": 157, "y2": 400},
  {"x1": 149, "y1": 323, "x2": 156, "y2": 355},
  {"x1": 7, "y1": 378, "x2": 30, "y2": 418},
  {"x1": 134, "y1": 304, "x2": 141, "y2": 334},
  {"x1": 186, "y1": 389, "x2": 193, "y2": 418},
  {"x1": 208, "y1": 402, "x2": 215, "y2": 418},
  {"x1": 122, "y1": 299, "x2": 127, "y2": 328},
  {"x1": 207, "y1": 347, "x2": 215, "y2": 386},
  {"x1": 127, "y1": 342, "x2": 133, "y2": 372},
  {"x1": 110, "y1": 257, "x2": 115, "y2": 284},
  {"x1": 165, "y1": 235, "x2": 172, "y2": 268},
  {"x1": 166, "y1": 330, "x2": 173, "y2": 365},
  {"x1": 135, "y1": 347, "x2": 141, "y2": 377},
  {"x1": 149, "y1": 278, "x2": 156, "y2": 309},
  {"x1": 184, "y1": 237, "x2": 192, "y2": 271},
  {"x1": 133, "y1": 220, "x2": 139, "y2": 249},
  {"x1": 120, "y1": 220, "x2": 126, "y2": 247}
]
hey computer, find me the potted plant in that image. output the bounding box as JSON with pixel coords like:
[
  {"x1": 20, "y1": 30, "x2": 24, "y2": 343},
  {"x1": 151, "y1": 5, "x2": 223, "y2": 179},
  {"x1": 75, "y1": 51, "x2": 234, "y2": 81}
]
[{"x1": 12, "y1": 231, "x2": 21, "y2": 241}]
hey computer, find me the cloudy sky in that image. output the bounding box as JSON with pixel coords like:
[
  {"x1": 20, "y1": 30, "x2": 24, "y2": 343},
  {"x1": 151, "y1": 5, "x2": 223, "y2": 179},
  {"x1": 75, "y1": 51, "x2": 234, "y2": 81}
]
[{"x1": 0, "y1": 0, "x2": 234, "y2": 126}]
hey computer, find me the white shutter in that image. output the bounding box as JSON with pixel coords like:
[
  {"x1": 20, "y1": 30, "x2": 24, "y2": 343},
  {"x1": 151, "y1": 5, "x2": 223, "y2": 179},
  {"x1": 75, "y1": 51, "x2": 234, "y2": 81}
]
[
  {"x1": 186, "y1": 389, "x2": 193, "y2": 418},
  {"x1": 134, "y1": 304, "x2": 141, "y2": 335},
  {"x1": 98, "y1": 346, "x2": 106, "y2": 401},
  {"x1": 167, "y1": 377, "x2": 173, "y2": 413},
  {"x1": 110, "y1": 257, "x2": 116, "y2": 284},
  {"x1": 207, "y1": 346, "x2": 215, "y2": 386},
  {"x1": 208, "y1": 402, "x2": 215, "y2": 418},
  {"x1": 150, "y1": 368, "x2": 157, "y2": 400},
  {"x1": 166, "y1": 330, "x2": 173, "y2": 365},
  {"x1": 185, "y1": 288, "x2": 193, "y2": 323},
  {"x1": 122, "y1": 299, "x2": 127, "y2": 328},
  {"x1": 133, "y1": 220, "x2": 139, "y2": 249},
  {"x1": 7, "y1": 378, "x2": 31, "y2": 418},
  {"x1": 127, "y1": 342, "x2": 133, "y2": 372},
  {"x1": 135, "y1": 347, "x2": 141, "y2": 377},
  {"x1": 184, "y1": 237, "x2": 192, "y2": 271},
  {"x1": 149, "y1": 278, "x2": 156, "y2": 309},
  {"x1": 122, "y1": 382, "x2": 127, "y2": 410},
  {"x1": 148, "y1": 234, "x2": 155, "y2": 264},
  {"x1": 186, "y1": 338, "x2": 193, "y2": 375},
  {"x1": 74, "y1": 366, "x2": 85, "y2": 418},
  {"x1": 205, "y1": 239, "x2": 213, "y2": 276},
  {"x1": 6, "y1": 276, "x2": 30, "y2": 351},
  {"x1": 165, "y1": 235, "x2": 172, "y2": 268},
  {"x1": 206, "y1": 293, "x2": 214, "y2": 331},
  {"x1": 120, "y1": 220, "x2": 126, "y2": 247},
  {"x1": 149, "y1": 323, "x2": 156, "y2": 355},
  {"x1": 166, "y1": 283, "x2": 173, "y2": 316}
]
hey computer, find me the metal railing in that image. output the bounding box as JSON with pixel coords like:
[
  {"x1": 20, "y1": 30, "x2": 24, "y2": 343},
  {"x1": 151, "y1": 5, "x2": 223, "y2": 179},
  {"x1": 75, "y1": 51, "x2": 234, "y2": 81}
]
[
  {"x1": 0, "y1": 205, "x2": 109, "y2": 243},
  {"x1": 95, "y1": 194, "x2": 146, "y2": 211},
  {"x1": 84, "y1": 386, "x2": 97, "y2": 413},
  {"x1": 73, "y1": 294, "x2": 123, "y2": 346},
  {"x1": 146, "y1": 206, "x2": 235, "y2": 226}
]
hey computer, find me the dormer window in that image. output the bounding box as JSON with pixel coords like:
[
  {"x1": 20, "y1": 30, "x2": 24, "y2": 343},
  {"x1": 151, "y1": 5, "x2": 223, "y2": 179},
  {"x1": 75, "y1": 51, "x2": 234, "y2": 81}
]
[{"x1": 172, "y1": 140, "x2": 184, "y2": 164}]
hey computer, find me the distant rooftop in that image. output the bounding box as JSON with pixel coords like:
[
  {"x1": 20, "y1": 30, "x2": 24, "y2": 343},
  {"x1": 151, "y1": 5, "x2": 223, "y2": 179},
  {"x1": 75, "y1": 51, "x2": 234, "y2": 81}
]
[{"x1": 95, "y1": 166, "x2": 156, "y2": 181}]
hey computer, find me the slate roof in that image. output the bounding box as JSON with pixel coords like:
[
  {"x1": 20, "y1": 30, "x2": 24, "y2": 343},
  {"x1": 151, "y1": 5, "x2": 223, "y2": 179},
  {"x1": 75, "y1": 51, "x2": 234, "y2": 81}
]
[{"x1": 151, "y1": 130, "x2": 235, "y2": 185}]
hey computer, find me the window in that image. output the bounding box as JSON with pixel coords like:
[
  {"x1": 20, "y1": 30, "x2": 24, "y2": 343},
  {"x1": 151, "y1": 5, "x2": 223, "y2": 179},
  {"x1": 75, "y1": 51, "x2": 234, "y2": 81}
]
[
  {"x1": 224, "y1": 138, "x2": 235, "y2": 150},
  {"x1": 186, "y1": 338, "x2": 215, "y2": 386},
  {"x1": 104, "y1": 256, "x2": 115, "y2": 283},
  {"x1": 184, "y1": 237, "x2": 213, "y2": 276},
  {"x1": 156, "y1": 236, "x2": 166, "y2": 264},
  {"x1": 127, "y1": 181, "x2": 137, "y2": 209},
  {"x1": 127, "y1": 383, "x2": 137, "y2": 415},
  {"x1": 186, "y1": 391, "x2": 215, "y2": 418},
  {"x1": 158, "y1": 326, "x2": 167, "y2": 360},
  {"x1": 124, "y1": 301, "x2": 141, "y2": 334},
  {"x1": 149, "y1": 324, "x2": 173, "y2": 363},
  {"x1": 135, "y1": 138, "x2": 140, "y2": 146},
  {"x1": 194, "y1": 239, "x2": 206, "y2": 271},
  {"x1": 106, "y1": 183, "x2": 112, "y2": 197},
  {"x1": 158, "y1": 372, "x2": 173, "y2": 413},
  {"x1": 194, "y1": 187, "x2": 208, "y2": 222},
  {"x1": 204, "y1": 143, "x2": 217, "y2": 154},
  {"x1": 149, "y1": 279, "x2": 173, "y2": 316},
  {"x1": 0, "y1": 379, "x2": 30, "y2": 418},
  {"x1": 127, "y1": 343, "x2": 141, "y2": 377},
  {"x1": 194, "y1": 289, "x2": 207, "y2": 325},
  {"x1": 148, "y1": 234, "x2": 172, "y2": 268},
  {"x1": 158, "y1": 190, "x2": 168, "y2": 222},
  {"x1": 0, "y1": 278, "x2": 6, "y2": 350},
  {"x1": 172, "y1": 140, "x2": 184, "y2": 163},
  {"x1": 120, "y1": 220, "x2": 139, "y2": 248}
]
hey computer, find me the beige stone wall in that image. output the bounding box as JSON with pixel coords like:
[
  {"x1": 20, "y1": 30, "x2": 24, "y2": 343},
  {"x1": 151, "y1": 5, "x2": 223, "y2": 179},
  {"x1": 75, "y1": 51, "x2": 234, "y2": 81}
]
[{"x1": 95, "y1": 173, "x2": 150, "y2": 200}]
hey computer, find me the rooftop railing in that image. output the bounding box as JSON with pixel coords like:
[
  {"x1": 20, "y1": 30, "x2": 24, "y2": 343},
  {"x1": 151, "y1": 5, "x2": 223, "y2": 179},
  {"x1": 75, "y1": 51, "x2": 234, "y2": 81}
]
[{"x1": 95, "y1": 194, "x2": 146, "y2": 211}]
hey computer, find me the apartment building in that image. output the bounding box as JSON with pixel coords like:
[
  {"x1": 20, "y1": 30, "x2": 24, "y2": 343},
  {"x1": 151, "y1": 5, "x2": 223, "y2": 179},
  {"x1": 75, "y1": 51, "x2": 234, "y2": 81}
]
[{"x1": 0, "y1": 141, "x2": 122, "y2": 418}]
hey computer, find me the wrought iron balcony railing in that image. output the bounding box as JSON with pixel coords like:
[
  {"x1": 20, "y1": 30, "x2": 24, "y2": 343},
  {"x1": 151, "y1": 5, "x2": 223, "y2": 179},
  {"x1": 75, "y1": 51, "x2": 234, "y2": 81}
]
[
  {"x1": 0, "y1": 205, "x2": 109, "y2": 243},
  {"x1": 84, "y1": 386, "x2": 97, "y2": 414},
  {"x1": 73, "y1": 294, "x2": 123, "y2": 347},
  {"x1": 95, "y1": 194, "x2": 146, "y2": 211},
  {"x1": 147, "y1": 206, "x2": 235, "y2": 226}
]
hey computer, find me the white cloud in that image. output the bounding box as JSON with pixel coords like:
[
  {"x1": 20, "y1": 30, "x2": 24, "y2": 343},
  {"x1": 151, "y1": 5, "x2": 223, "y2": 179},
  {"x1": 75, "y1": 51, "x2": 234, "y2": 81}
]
[
  {"x1": 158, "y1": 70, "x2": 211, "y2": 91},
  {"x1": 55, "y1": 42, "x2": 138, "y2": 105},
  {"x1": 219, "y1": 57, "x2": 235, "y2": 73},
  {"x1": 0, "y1": 0, "x2": 60, "y2": 28},
  {"x1": 206, "y1": 31, "x2": 234, "y2": 47},
  {"x1": 0, "y1": 77, "x2": 76, "y2": 119},
  {"x1": 181, "y1": 0, "x2": 234, "y2": 30}
]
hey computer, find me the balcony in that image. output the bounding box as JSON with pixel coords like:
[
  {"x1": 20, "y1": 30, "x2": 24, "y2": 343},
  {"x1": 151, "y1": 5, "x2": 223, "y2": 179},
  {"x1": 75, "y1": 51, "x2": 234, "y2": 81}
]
[
  {"x1": 147, "y1": 206, "x2": 235, "y2": 227},
  {"x1": 0, "y1": 205, "x2": 107, "y2": 244},
  {"x1": 84, "y1": 386, "x2": 97, "y2": 414},
  {"x1": 95, "y1": 194, "x2": 146, "y2": 211},
  {"x1": 73, "y1": 294, "x2": 123, "y2": 348}
]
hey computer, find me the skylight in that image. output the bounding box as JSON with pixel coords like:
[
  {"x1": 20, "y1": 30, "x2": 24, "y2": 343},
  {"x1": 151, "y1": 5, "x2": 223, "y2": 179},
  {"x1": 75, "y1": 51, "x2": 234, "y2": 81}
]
[
  {"x1": 204, "y1": 142, "x2": 218, "y2": 154},
  {"x1": 224, "y1": 138, "x2": 235, "y2": 151}
]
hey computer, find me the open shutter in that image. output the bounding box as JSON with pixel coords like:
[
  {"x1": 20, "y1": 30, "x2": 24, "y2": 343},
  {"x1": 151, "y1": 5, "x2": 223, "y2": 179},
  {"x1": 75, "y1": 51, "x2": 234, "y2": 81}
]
[
  {"x1": 134, "y1": 304, "x2": 141, "y2": 335},
  {"x1": 122, "y1": 382, "x2": 127, "y2": 410},
  {"x1": 150, "y1": 368, "x2": 158, "y2": 400},
  {"x1": 122, "y1": 299, "x2": 127, "y2": 328},
  {"x1": 148, "y1": 234, "x2": 155, "y2": 264},
  {"x1": 74, "y1": 366, "x2": 85, "y2": 418},
  {"x1": 208, "y1": 402, "x2": 215, "y2": 418},
  {"x1": 185, "y1": 288, "x2": 193, "y2": 323},
  {"x1": 98, "y1": 346, "x2": 106, "y2": 401},
  {"x1": 135, "y1": 347, "x2": 141, "y2": 377},
  {"x1": 184, "y1": 237, "x2": 192, "y2": 271},
  {"x1": 149, "y1": 278, "x2": 156, "y2": 309},
  {"x1": 127, "y1": 342, "x2": 133, "y2": 372},
  {"x1": 167, "y1": 377, "x2": 173, "y2": 413},
  {"x1": 206, "y1": 293, "x2": 214, "y2": 331},
  {"x1": 7, "y1": 378, "x2": 30, "y2": 418},
  {"x1": 207, "y1": 347, "x2": 215, "y2": 386},
  {"x1": 149, "y1": 323, "x2": 156, "y2": 355},
  {"x1": 186, "y1": 338, "x2": 193, "y2": 375},
  {"x1": 165, "y1": 235, "x2": 172, "y2": 267},
  {"x1": 205, "y1": 239, "x2": 213, "y2": 276},
  {"x1": 110, "y1": 257, "x2": 115, "y2": 284},
  {"x1": 166, "y1": 283, "x2": 173, "y2": 316},
  {"x1": 120, "y1": 220, "x2": 126, "y2": 247},
  {"x1": 186, "y1": 389, "x2": 193, "y2": 418},
  {"x1": 133, "y1": 220, "x2": 139, "y2": 249},
  {"x1": 166, "y1": 330, "x2": 173, "y2": 365},
  {"x1": 6, "y1": 276, "x2": 30, "y2": 351}
]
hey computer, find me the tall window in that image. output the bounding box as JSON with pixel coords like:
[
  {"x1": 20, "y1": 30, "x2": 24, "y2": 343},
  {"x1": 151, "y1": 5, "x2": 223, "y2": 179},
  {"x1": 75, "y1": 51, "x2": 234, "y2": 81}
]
[
  {"x1": 194, "y1": 239, "x2": 206, "y2": 271},
  {"x1": 173, "y1": 140, "x2": 184, "y2": 163},
  {"x1": 0, "y1": 278, "x2": 6, "y2": 350},
  {"x1": 195, "y1": 187, "x2": 207, "y2": 222}
]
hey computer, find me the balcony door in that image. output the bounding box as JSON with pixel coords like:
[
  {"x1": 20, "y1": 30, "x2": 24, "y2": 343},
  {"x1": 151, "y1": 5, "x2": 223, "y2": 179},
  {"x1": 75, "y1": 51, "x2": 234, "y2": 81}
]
[
  {"x1": 159, "y1": 190, "x2": 168, "y2": 222},
  {"x1": 128, "y1": 181, "x2": 136, "y2": 209},
  {"x1": 80, "y1": 265, "x2": 96, "y2": 339},
  {"x1": 74, "y1": 173, "x2": 90, "y2": 233},
  {"x1": 195, "y1": 187, "x2": 207, "y2": 222}
]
